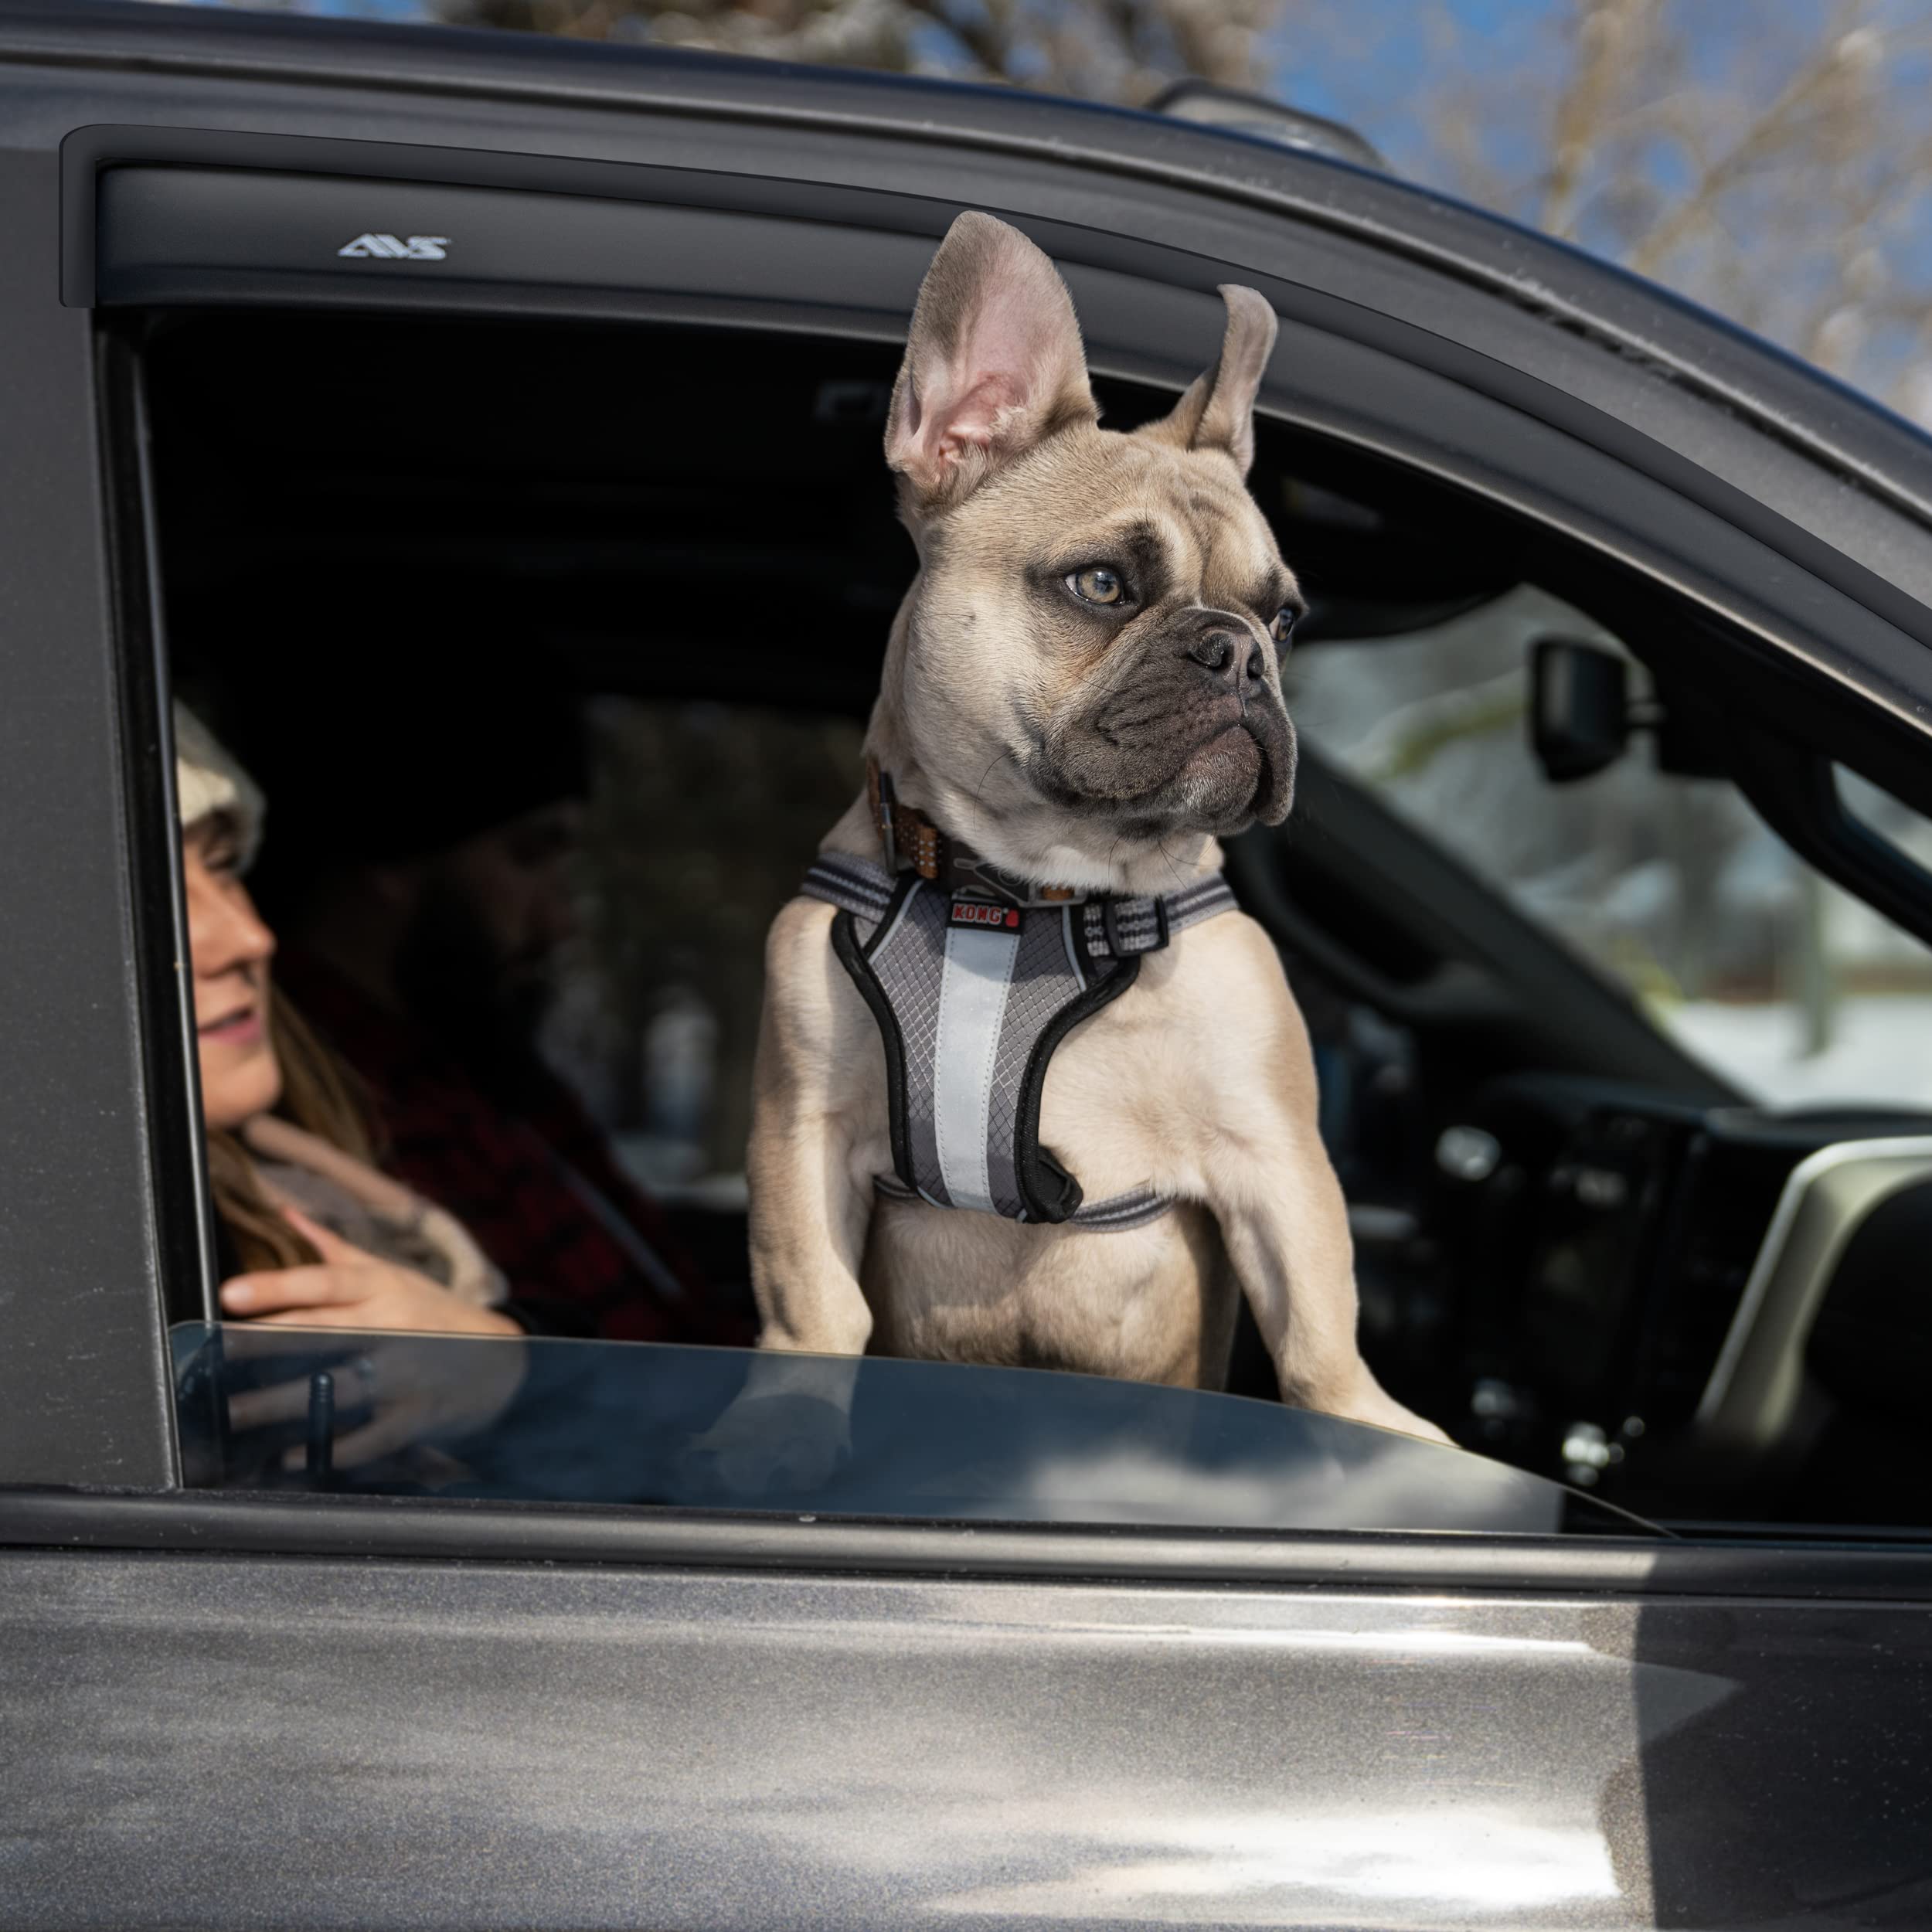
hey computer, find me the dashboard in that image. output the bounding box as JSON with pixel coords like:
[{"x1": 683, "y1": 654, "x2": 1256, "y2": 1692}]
[{"x1": 1436, "y1": 1073, "x2": 1932, "y2": 1518}]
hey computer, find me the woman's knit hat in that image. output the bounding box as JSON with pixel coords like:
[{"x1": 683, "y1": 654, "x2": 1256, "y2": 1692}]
[{"x1": 174, "y1": 702, "x2": 266, "y2": 871}]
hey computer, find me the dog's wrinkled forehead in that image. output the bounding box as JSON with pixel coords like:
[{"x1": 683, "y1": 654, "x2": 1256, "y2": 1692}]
[{"x1": 996, "y1": 428, "x2": 1291, "y2": 610}]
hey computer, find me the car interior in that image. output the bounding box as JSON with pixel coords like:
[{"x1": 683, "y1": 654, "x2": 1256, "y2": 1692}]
[{"x1": 131, "y1": 304, "x2": 1932, "y2": 1536}]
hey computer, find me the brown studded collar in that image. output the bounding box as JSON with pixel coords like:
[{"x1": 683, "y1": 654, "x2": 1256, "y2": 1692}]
[{"x1": 866, "y1": 758, "x2": 1077, "y2": 908}]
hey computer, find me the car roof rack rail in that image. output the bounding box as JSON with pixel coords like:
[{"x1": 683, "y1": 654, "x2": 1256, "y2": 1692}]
[{"x1": 1144, "y1": 78, "x2": 1389, "y2": 172}]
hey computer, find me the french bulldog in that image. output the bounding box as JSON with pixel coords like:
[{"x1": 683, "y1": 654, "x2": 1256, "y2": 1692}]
[{"x1": 738, "y1": 211, "x2": 1444, "y2": 1455}]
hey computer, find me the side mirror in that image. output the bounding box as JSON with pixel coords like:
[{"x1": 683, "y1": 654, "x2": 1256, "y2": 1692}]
[{"x1": 1530, "y1": 638, "x2": 1630, "y2": 783}]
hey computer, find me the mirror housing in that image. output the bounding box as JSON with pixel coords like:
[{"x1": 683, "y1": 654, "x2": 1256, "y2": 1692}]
[{"x1": 1530, "y1": 638, "x2": 1630, "y2": 783}]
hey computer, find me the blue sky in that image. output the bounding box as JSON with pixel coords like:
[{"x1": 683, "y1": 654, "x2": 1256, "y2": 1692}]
[{"x1": 1275, "y1": 0, "x2": 1536, "y2": 125}]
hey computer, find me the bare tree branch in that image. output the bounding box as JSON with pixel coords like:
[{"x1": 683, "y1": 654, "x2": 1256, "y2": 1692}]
[
  {"x1": 1624, "y1": 0, "x2": 1875, "y2": 277},
  {"x1": 1539, "y1": 0, "x2": 1662, "y2": 237}
]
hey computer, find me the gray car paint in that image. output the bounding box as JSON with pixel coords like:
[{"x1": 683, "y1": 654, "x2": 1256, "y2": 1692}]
[
  {"x1": 0, "y1": 141, "x2": 176, "y2": 1489},
  {"x1": 5, "y1": 1549, "x2": 1932, "y2": 1930}
]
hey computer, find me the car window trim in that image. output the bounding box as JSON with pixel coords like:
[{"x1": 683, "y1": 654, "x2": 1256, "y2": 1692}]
[
  {"x1": 97, "y1": 329, "x2": 220, "y2": 1335},
  {"x1": 9, "y1": 1486, "x2": 1932, "y2": 1600}
]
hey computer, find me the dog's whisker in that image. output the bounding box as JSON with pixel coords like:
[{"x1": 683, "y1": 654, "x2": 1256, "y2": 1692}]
[
  {"x1": 971, "y1": 744, "x2": 1016, "y2": 811},
  {"x1": 1155, "y1": 836, "x2": 1190, "y2": 891}
]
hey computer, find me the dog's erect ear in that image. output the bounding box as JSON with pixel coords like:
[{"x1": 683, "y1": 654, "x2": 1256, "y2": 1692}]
[
  {"x1": 885, "y1": 212, "x2": 1097, "y2": 512},
  {"x1": 1141, "y1": 284, "x2": 1277, "y2": 476}
]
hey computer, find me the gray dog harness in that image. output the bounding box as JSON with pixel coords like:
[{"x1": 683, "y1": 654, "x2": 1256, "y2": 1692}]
[{"x1": 801, "y1": 774, "x2": 1237, "y2": 1231}]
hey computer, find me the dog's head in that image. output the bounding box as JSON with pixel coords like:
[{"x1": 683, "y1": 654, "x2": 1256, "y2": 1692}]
[{"x1": 876, "y1": 212, "x2": 1299, "y2": 892}]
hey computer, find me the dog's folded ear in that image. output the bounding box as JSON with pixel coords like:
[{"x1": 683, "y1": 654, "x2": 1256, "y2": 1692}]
[
  {"x1": 1140, "y1": 284, "x2": 1279, "y2": 476},
  {"x1": 886, "y1": 212, "x2": 1097, "y2": 515}
]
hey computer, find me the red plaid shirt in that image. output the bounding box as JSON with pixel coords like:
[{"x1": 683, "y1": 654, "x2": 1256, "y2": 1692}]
[{"x1": 279, "y1": 952, "x2": 747, "y2": 1345}]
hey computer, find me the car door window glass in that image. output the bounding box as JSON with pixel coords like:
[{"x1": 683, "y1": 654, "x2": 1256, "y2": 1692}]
[{"x1": 170, "y1": 1320, "x2": 1642, "y2": 1536}]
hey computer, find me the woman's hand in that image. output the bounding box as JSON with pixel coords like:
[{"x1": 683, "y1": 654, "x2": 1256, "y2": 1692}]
[
  {"x1": 217, "y1": 1210, "x2": 529, "y2": 1475},
  {"x1": 220, "y1": 1326, "x2": 530, "y2": 1477},
  {"x1": 219, "y1": 1208, "x2": 521, "y2": 1337}
]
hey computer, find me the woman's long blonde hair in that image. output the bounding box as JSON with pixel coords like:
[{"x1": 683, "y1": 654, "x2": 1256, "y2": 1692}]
[{"x1": 207, "y1": 992, "x2": 379, "y2": 1274}]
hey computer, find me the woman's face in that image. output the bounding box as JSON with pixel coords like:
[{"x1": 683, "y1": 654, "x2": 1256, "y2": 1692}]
[{"x1": 185, "y1": 815, "x2": 282, "y2": 1131}]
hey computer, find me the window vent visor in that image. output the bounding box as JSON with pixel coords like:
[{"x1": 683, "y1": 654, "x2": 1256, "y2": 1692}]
[{"x1": 90, "y1": 167, "x2": 933, "y2": 319}]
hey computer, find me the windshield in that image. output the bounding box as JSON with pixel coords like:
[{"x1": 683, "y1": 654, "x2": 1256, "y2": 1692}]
[{"x1": 172, "y1": 1324, "x2": 1642, "y2": 1537}]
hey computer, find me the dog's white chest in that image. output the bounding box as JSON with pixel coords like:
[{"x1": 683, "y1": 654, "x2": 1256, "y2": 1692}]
[{"x1": 860, "y1": 1184, "x2": 1232, "y2": 1384}]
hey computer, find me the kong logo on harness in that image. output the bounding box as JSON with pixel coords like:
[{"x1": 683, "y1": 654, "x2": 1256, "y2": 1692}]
[{"x1": 949, "y1": 899, "x2": 1022, "y2": 931}]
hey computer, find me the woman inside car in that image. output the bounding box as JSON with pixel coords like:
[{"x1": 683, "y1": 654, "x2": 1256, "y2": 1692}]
[{"x1": 179, "y1": 702, "x2": 520, "y2": 1338}]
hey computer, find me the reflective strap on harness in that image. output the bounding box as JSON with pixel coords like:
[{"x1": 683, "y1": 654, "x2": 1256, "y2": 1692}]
[
  {"x1": 801, "y1": 849, "x2": 1238, "y2": 1230},
  {"x1": 802, "y1": 855, "x2": 896, "y2": 922}
]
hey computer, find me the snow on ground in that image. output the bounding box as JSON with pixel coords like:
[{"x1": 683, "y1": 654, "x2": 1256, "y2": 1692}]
[{"x1": 1662, "y1": 996, "x2": 1932, "y2": 1110}]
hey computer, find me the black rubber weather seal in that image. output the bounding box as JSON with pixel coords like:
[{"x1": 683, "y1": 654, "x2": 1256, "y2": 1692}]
[{"x1": 10, "y1": 1487, "x2": 1932, "y2": 1600}]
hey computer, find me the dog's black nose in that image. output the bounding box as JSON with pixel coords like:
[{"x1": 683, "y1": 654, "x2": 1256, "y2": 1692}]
[{"x1": 1187, "y1": 631, "x2": 1236, "y2": 674}]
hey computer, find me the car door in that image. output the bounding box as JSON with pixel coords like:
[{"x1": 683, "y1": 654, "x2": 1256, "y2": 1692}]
[{"x1": 7, "y1": 6, "x2": 1932, "y2": 1929}]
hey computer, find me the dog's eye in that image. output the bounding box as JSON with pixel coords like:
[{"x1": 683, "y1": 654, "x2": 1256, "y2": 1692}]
[
  {"x1": 1067, "y1": 566, "x2": 1125, "y2": 607},
  {"x1": 1270, "y1": 607, "x2": 1299, "y2": 647}
]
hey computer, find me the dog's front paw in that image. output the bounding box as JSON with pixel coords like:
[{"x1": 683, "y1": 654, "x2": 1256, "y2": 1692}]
[
  {"x1": 679, "y1": 1392, "x2": 853, "y2": 1501},
  {"x1": 1360, "y1": 1393, "x2": 1455, "y2": 1447}
]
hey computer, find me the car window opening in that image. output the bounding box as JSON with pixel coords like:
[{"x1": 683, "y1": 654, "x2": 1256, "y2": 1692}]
[{"x1": 127, "y1": 304, "x2": 1932, "y2": 1543}]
